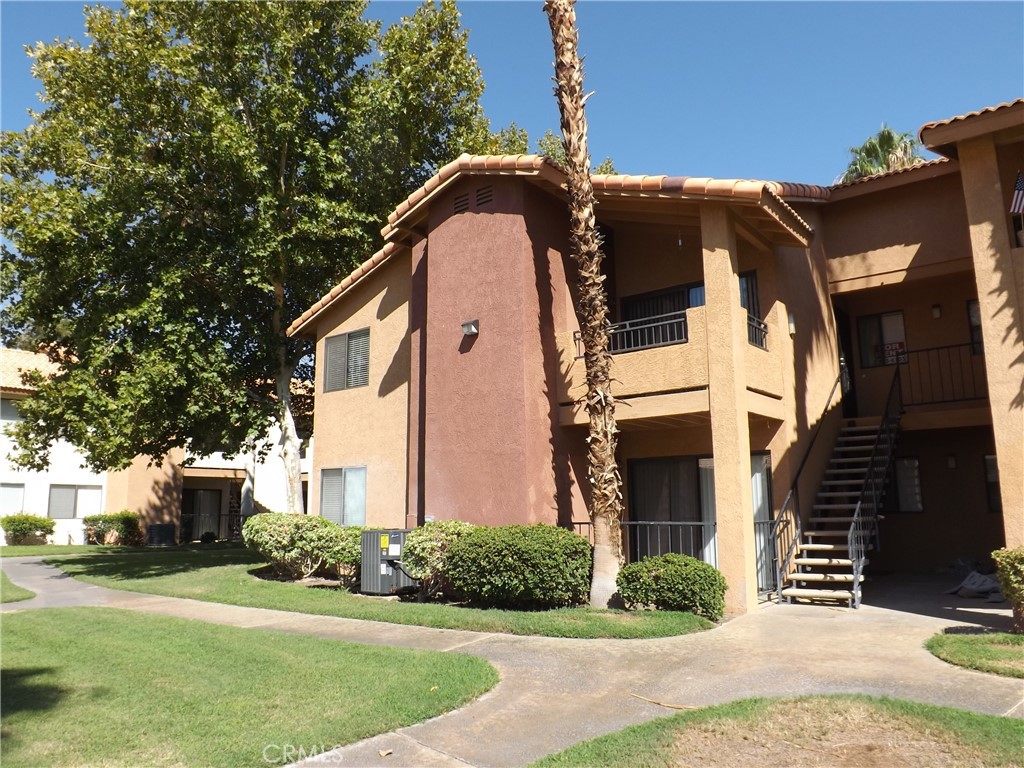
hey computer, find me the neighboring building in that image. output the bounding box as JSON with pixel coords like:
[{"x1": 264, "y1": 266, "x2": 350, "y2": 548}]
[
  {"x1": 0, "y1": 348, "x2": 311, "y2": 544},
  {"x1": 289, "y1": 100, "x2": 1023, "y2": 616}
]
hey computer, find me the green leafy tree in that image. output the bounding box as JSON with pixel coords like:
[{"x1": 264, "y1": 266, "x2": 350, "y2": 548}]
[
  {"x1": 838, "y1": 123, "x2": 924, "y2": 183},
  {"x1": 537, "y1": 128, "x2": 616, "y2": 174},
  {"x1": 1, "y1": 0, "x2": 492, "y2": 514}
]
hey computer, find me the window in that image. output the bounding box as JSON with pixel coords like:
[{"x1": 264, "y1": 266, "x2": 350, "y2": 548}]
[
  {"x1": 324, "y1": 329, "x2": 369, "y2": 392},
  {"x1": 320, "y1": 467, "x2": 366, "y2": 527},
  {"x1": 1, "y1": 484, "x2": 25, "y2": 516},
  {"x1": 984, "y1": 456, "x2": 1001, "y2": 514},
  {"x1": 858, "y1": 311, "x2": 907, "y2": 368},
  {"x1": 739, "y1": 271, "x2": 760, "y2": 318},
  {"x1": 884, "y1": 458, "x2": 923, "y2": 512},
  {"x1": 1, "y1": 398, "x2": 21, "y2": 421},
  {"x1": 48, "y1": 485, "x2": 102, "y2": 519},
  {"x1": 621, "y1": 282, "x2": 703, "y2": 322},
  {"x1": 967, "y1": 300, "x2": 983, "y2": 354}
]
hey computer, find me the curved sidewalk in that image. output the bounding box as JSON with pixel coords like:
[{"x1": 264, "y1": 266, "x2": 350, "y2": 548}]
[{"x1": 3, "y1": 557, "x2": 1022, "y2": 768}]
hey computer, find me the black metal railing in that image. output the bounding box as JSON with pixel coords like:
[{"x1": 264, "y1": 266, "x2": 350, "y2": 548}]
[
  {"x1": 574, "y1": 310, "x2": 688, "y2": 357},
  {"x1": 747, "y1": 315, "x2": 768, "y2": 349},
  {"x1": 771, "y1": 361, "x2": 848, "y2": 599},
  {"x1": 847, "y1": 371, "x2": 902, "y2": 608},
  {"x1": 897, "y1": 343, "x2": 987, "y2": 405},
  {"x1": 754, "y1": 519, "x2": 776, "y2": 593},
  {"x1": 620, "y1": 520, "x2": 717, "y2": 567}
]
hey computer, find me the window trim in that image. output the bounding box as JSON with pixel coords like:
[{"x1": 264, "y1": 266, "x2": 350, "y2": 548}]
[
  {"x1": 47, "y1": 484, "x2": 103, "y2": 520},
  {"x1": 323, "y1": 328, "x2": 370, "y2": 392},
  {"x1": 319, "y1": 466, "x2": 367, "y2": 527}
]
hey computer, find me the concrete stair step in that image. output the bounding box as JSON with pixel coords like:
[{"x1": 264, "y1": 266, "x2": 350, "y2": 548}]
[
  {"x1": 790, "y1": 572, "x2": 863, "y2": 583},
  {"x1": 813, "y1": 503, "x2": 859, "y2": 510},
  {"x1": 809, "y1": 516, "x2": 876, "y2": 525},
  {"x1": 781, "y1": 587, "x2": 854, "y2": 601},
  {"x1": 830, "y1": 458, "x2": 870, "y2": 464},
  {"x1": 837, "y1": 434, "x2": 877, "y2": 442},
  {"x1": 833, "y1": 445, "x2": 875, "y2": 452},
  {"x1": 799, "y1": 542, "x2": 849, "y2": 551},
  {"x1": 794, "y1": 557, "x2": 858, "y2": 567},
  {"x1": 805, "y1": 530, "x2": 850, "y2": 537},
  {"x1": 817, "y1": 491, "x2": 861, "y2": 497}
]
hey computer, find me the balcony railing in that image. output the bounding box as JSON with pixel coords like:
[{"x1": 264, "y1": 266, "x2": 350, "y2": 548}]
[
  {"x1": 574, "y1": 310, "x2": 688, "y2": 357},
  {"x1": 897, "y1": 342, "x2": 987, "y2": 405},
  {"x1": 747, "y1": 315, "x2": 768, "y2": 349},
  {"x1": 621, "y1": 520, "x2": 717, "y2": 567}
]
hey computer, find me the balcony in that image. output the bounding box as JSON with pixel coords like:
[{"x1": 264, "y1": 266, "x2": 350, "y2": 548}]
[
  {"x1": 573, "y1": 310, "x2": 688, "y2": 357},
  {"x1": 898, "y1": 342, "x2": 988, "y2": 406}
]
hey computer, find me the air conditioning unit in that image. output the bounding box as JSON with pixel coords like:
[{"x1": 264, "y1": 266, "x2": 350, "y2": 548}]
[{"x1": 360, "y1": 529, "x2": 418, "y2": 595}]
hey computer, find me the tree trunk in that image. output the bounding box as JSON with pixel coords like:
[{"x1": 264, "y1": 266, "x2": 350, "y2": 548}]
[
  {"x1": 275, "y1": 368, "x2": 305, "y2": 516},
  {"x1": 544, "y1": 0, "x2": 624, "y2": 608}
]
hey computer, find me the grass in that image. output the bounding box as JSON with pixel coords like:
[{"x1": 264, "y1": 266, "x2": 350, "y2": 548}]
[
  {"x1": 0, "y1": 571, "x2": 35, "y2": 603},
  {"x1": 532, "y1": 695, "x2": 1024, "y2": 767},
  {"x1": 927, "y1": 630, "x2": 1024, "y2": 678},
  {"x1": 0, "y1": 607, "x2": 497, "y2": 768},
  {"x1": 0, "y1": 541, "x2": 243, "y2": 557},
  {"x1": 49, "y1": 549, "x2": 713, "y2": 639}
]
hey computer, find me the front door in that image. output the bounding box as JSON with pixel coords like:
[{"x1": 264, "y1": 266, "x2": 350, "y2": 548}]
[{"x1": 751, "y1": 454, "x2": 774, "y2": 592}]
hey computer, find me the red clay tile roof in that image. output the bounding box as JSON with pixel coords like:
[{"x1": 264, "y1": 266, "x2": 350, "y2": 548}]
[
  {"x1": 292, "y1": 154, "x2": 830, "y2": 337},
  {"x1": 828, "y1": 157, "x2": 952, "y2": 191},
  {"x1": 0, "y1": 348, "x2": 57, "y2": 395},
  {"x1": 918, "y1": 99, "x2": 1024, "y2": 137}
]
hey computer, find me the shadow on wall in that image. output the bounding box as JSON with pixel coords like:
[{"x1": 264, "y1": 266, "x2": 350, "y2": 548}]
[
  {"x1": 141, "y1": 466, "x2": 184, "y2": 540},
  {"x1": 983, "y1": 223, "x2": 1023, "y2": 410}
]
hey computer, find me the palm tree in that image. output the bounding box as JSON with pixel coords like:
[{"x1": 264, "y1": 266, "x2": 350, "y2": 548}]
[
  {"x1": 544, "y1": 0, "x2": 623, "y2": 608},
  {"x1": 838, "y1": 124, "x2": 924, "y2": 183}
]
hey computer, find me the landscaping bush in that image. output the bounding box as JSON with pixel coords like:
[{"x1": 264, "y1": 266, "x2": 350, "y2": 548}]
[
  {"x1": 82, "y1": 511, "x2": 145, "y2": 546},
  {"x1": 616, "y1": 553, "x2": 727, "y2": 621},
  {"x1": 992, "y1": 546, "x2": 1024, "y2": 634},
  {"x1": 0, "y1": 514, "x2": 55, "y2": 545},
  {"x1": 402, "y1": 520, "x2": 476, "y2": 599},
  {"x1": 242, "y1": 513, "x2": 361, "y2": 581},
  {"x1": 445, "y1": 524, "x2": 591, "y2": 610}
]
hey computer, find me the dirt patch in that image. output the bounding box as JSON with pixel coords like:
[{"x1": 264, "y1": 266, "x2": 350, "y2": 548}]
[{"x1": 669, "y1": 700, "x2": 1003, "y2": 767}]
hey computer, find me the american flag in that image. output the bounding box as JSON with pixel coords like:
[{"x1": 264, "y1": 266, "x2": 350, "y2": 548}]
[{"x1": 1011, "y1": 171, "x2": 1024, "y2": 215}]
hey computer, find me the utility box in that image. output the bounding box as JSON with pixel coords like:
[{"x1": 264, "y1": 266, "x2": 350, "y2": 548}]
[
  {"x1": 147, "y1": 523, "x2": 176, "y2": 547},
  {"x1": 360, "y1": 529, "x2": 418, "y2": 595}
]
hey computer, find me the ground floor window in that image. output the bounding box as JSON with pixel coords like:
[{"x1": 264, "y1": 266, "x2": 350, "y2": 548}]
[
  {"x1": 1, "y1": 483, "x2": 25, "y2": 516},
  {"x1": 181, "y1": 488, "x2": 223, "y2": 542},
  {"x1": 320, "y1": 467, "x2": 366, "y2": 527},
  {"x1": 984, "y1": 456, "x2": 1001, "y2": 514},
  {"x1": 884, "y1": 458, "x2": 923, "y2": 512},
  {"x1": 47, "y1": 485, "x2": 102, "y2": 519}
]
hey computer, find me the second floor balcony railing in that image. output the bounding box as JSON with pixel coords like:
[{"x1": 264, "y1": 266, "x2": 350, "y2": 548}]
[
  {"x1": 898, "y1": 342, "x2": 988, "y2": 405},
  {"x1": 747, "y1": 315, "x2": 768, "y2": 349},
  {"x1": 574, "y1": 310, "x2": 688, "y2": 357}
]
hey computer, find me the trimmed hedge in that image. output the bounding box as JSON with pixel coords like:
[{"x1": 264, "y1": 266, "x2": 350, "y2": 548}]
[
  {"x1": 992, "y1": 546, "x2": 1024, "y2": 634},
  {"x1": 0, "y1": 514, "x2": 55, "y2": 545},
  {"x1": 616, "y1": 553, "x2": 727, "y2": 621},
  {"x1": 82, "y1": 511, "x2": 144, "y2": 546},
  {"x1": 402, "y1": 520, "x2": 476, "y2": 599},
  {"x1": 445, "y1": 524, "x2": 592, "y2": 610},
  {"x1": 242, "y1": 513, "x2": 362, "y2": 582}
]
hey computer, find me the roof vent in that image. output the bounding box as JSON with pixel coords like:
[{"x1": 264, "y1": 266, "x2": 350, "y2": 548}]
[
  {"x1": 475, "y1": 185, "x2": 493, "y2": 207},
  {"x1": 453, "y1": 193, "x2": 470, "y2": 214}
]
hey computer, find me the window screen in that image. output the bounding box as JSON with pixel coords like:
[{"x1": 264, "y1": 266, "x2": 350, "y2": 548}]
[
  {"x1": 324, "y1": 329, "x2": 370, "y2": 392},
  {"x1": 320, "y1": 467, "x2": 366, "y2": 526}
]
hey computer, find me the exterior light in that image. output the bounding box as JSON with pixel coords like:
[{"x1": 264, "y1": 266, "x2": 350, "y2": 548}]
[
  {"x1": 787, "y1": 311, "x2": 796, "y2": 337},
  {"x1": 932, "y1": 304, "x2": 942, "y2": 319},
  {"x1": 947, "y1": 455, "x2": 957, "y2": 469},
  {"x1": 461, "y1": 319, "x2": 479, "y2": 336}
]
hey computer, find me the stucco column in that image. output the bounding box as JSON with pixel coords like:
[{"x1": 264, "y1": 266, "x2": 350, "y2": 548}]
[
  {"x1": 701, "y1": 204, "x2": 757, "y2": 614},
  {"x1": 957, "y1": 136, "x2": 1024, "y2": 548}
]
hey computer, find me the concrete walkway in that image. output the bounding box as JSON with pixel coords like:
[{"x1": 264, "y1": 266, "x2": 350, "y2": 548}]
[{"x1": 2, "y1": 557, "x2": 1022, "y2": 768}]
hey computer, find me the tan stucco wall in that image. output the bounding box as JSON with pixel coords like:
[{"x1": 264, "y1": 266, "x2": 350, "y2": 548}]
[
  {"x1": 104, "y1": 451, "x2": 183, "y2": 531},
  {"x1": 824, "y1": 172, "x2": 974, "y2": 293},
  {"x1": 310, "y1": 252, "x2": 411, "y2": 529}
]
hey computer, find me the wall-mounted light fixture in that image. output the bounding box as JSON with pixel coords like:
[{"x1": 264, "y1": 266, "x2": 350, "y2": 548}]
[
  {"x1": 932, "y1": 304, "x2": 942, "y2": 319},
  {"x1": 461, "y1": 319, "x2": 479, "y2": 336},
  {"x1": 787, "y1": 311, "x2": 796, "y2": 337},
  {"x1": 947, "y1": 455, "x2": 957, "y2": 469}
]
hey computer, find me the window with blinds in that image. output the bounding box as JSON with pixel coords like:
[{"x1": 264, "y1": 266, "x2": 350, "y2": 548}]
[
  {"x1": 47, "y1": 485, "x2": 102, "y2": 519},
  {"x1": 320, "y1": 467, "x2": 366, "y2": 526},
  {"x1": 324, "y1": 329, "x2": 370, "y2": 392}
]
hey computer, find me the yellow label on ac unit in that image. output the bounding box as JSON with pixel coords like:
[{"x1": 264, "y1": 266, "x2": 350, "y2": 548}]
[{"x1": 380, "y1": 533, "x2": 390, "y2": 551}]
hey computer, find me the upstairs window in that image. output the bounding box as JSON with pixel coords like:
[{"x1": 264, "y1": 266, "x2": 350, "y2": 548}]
[
  {"x1": 858, "y1": 311, "x2": 906, "y2": 368},
  {"x1": 967, "y1": 299, "x2": 983, "y2": 354},
  {"x1": 324, "y1": 329, "x2": 369, "y2": 392},
  {"x1": 1, "y1": 398, "x2": 21, "y2": 421}
]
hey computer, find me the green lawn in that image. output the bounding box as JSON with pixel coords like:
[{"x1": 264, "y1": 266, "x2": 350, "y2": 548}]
[
  {"x1": 0, "y1": 544, "x2": 139, "y2": 557},
  {"x1": 927, "y1": 630, "x2": 1024, "y2": 678},
  {"x1": 49, "y1": 549, "x2": 712, "y2": 638},
  {"x1": 533, "y1": 695, "x2": 1024, "y2": 767},
  {"x1": 1, "y1": 607, "x2": 497, "y2": 768},
  {"x1": 0, "y1": 571, "x2": 35, "y2": 603}
]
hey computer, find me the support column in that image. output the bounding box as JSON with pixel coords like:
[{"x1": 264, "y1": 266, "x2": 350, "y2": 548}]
[
  {"x1": 958, "y1": 136, "x2": 1024, "y2": 548},
  {"x1": 701, "y1": 204, "x2": 757, "y2": 615}
]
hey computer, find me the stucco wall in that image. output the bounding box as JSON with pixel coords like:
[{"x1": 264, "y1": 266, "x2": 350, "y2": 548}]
[{"x1": 310, "y1": 252, "x2": 411, "y2": 529}]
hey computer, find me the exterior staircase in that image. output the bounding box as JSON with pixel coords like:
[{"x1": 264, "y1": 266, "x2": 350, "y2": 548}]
[{"x1": 781, "y1": 422, "x2": 885, "y2": 605}]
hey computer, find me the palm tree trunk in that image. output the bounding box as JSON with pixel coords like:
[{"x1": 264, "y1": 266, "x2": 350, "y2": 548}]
[{"x1": 544, "y1": 0, "x2": 623, "y2": 608}]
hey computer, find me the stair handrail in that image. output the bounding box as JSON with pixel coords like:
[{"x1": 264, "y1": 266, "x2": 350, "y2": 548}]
[
  {"x1": 847, "y1": 370, "x2": 902, "y2": 608},
  {"x1": 771, "y1": 359, "x2": 848, "y2": 600}
]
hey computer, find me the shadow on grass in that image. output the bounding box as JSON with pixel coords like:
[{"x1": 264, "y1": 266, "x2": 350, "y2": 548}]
[
  {"x1": 0, "y1": 668, "x2": 66, "y2": 718},
  {"x1": 52, "y1": 548, "x2": 264, "y2": 583}
]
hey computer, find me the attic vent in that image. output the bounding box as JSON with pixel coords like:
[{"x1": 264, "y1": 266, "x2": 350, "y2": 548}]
[
  {"x1": 475, "y1": 185, "x2": 494, "y2": 207},
  {"x1": 453, "y1": 193, "x2": 470, "y2": 213}
]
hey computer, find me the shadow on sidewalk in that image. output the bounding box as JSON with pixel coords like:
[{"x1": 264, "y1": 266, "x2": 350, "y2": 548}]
[{"x1": 862, "y1": 571, "x2": 1013, "y2": 632}]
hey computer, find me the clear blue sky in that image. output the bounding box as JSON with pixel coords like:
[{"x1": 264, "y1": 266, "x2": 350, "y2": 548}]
[{"x1": 2, "y1": 1, "x2": 1022, "y2": 186}]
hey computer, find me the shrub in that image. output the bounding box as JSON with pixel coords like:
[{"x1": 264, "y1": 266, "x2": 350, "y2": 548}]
[
  {"x1": 82, "y1": 511, "x2": 145, "y2": 546},
  {"x1": 402, "y1": 520, "x2": 476, "y2": 599},
  {"x1": 616, "y1": 553, "x2": 727, "y2": 621},
  {"x1": 242, "y1": 513, "x2": 361, "y2": 581},
  {"x1": 445, "y1": 524, "x2": 591, "y2": 610},
  {"x1": 1, "y1": 514, "x2": 56, "y2": 545},
  {"x1": 321, "y1": 524, "x2": 364, "y2": 586},
  {"x1": 992, "y1": 546, "x2": 1024, "y2": 634}
]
